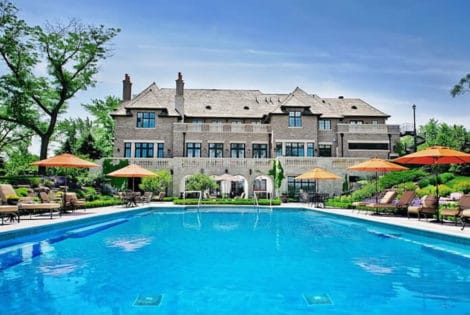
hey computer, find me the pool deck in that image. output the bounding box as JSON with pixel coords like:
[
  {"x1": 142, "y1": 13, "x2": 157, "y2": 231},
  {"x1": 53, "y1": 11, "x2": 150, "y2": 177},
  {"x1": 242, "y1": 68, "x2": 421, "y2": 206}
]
[{"x1": 1, "y1": 202, "x2": 469, "y2": 240}]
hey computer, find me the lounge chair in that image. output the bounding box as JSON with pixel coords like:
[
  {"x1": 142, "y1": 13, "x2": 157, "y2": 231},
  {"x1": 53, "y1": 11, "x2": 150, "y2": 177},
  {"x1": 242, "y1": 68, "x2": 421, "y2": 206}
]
[
  {"x1": 365, "y1": 190, "x2": 397, "y2": 214},
  {"x1": 407, "y1": 195, "x2": 438, "y2": 220},
  {"x1": 0, "y1": 184, "x2": 19, "y2": 204},
  {"x1": 0, "y1": 205, "x2": 19, "y2": 224},
  {"x1": 369, "y1": 190, "x2": 416, "y2": 215},
  {"x1": 65, "y1": 192, "x2": 86, "y2": 212},
  {"x1": 440, "y1": 195, "x2": 470, "y2": 225},
  {"x1": 18, "y1": 197, "x2": 61, "y2": 219}
]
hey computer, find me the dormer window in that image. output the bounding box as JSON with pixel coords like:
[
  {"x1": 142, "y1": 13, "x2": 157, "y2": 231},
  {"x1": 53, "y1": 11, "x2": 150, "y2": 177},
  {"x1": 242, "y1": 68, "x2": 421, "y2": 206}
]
[
  {"x1": 205, "y1": 105, "x2": 212, "y2": 110},
  {"x1": 244, "y1": 106, "x2": 250, "y2": 110},
  {"x1": 351, "y1": 105, "x2": 358, "y2": 110},
  {"x1": 288, "y1": 111, "x2": 302, "y2": 127},
  {"x1": 136, "y1": 112, "x2": 155, "y2": 128}
]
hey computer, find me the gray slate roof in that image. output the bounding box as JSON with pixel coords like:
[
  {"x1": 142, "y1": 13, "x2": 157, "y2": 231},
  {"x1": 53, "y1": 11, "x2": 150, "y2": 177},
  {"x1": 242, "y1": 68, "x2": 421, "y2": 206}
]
[{"x1": 112, "y1": 83, "x2": 389, "y2": 119}]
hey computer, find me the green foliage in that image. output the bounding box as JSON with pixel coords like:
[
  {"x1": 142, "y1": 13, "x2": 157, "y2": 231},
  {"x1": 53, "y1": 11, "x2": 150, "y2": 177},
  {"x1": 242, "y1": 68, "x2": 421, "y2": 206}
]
[
  {"x1": 342, "y1": 174, "x2": 349, "y2": 193},
  {"x1": 14, "y1": 187, "x2": 30, "y2": 197},
  {"x1": 0, "y1": 0, "x2": 120, "y2": 161},
  {"x1": 103, "y1": 159, "x2": 129, "y2": 190},
  {"x1": 82, "y1": 96, "x2": 121, "y2": 157},
  {"x1": 268, "y1": 159, "x2": 285, "y2": 196},
  {"x1": 439, "y1": 172, "x2": 455, "y2": 184},
  {"x1": 416, "y1": 185, "x2": 435, "y2": 197},
  {"x1": 417, "y1": 119, "x2": 469, "y2": 153},
  {"x1": 351, "y1": 183, "x2": 376, "y2": 201},
  {"x1": 139, "y1": 169, "x2": 172, "y2": 193},
  {"x1": 77, "y1": 133, "x2": 102, "y2": 160},
  {"x1": 452, "y1": 179, "x2": 470, "y2": 193},
  {"x1": 396, "y1": 182, "x2": 418, "y2": 192},
  {"x1": 84, "y1": 197, "x2": 123, "y2": 208},
  {"x1": 185, "y1": 173, "x2": 217, "y2": 192},
  {"x1": 378, "y1": 169, "x2": 428, "y2": 190},
  {"x1": 3, "y1": 146, "x2": 38, "y2": 176},
  {"x1": 437, "y1": 184, "x2": 453, "y2": 197},
  {"x1": 451, "y1": 73, "x2": 470, "y2": 97}
]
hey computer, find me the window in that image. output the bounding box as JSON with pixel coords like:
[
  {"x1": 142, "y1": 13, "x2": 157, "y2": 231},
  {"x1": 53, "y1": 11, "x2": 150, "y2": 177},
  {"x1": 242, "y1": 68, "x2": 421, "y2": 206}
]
[
  {"x1": 135, "y1": 143, "x2": 154, "y2": 158},
  {"x1": 287, "y1": 176, "x2": 316, "y2": 198},
  {"x1": 348, "y1": 142, "x2": 388, "y2": 150},
  {"x1": 319, "y1": 119, "x2": 331, "y2": 130},
  {"x1": 124, "y1": 142, "x2": 131, "y2": 158},
  {"x1": 371, "y1": 120, "x2": 378, "y2": 125},
  {"x1": 349, "y1": 120, "x2": 363, "y2": 125},
  {"x1": 307, "y1": 143, "x2": 314, "y2": 157},
  {"x1": 288, "y1": 111, "x2": 302, "y2": 127},
  {"x1": 136, "y1": 112, "x2": 155, "y2": 128},
  {"x1": 186, "y1": 143, "x2": 201, "y2": 157},
  {"x1": 319, "y1": 144, "x2": 332, "y2": 157},
  {"x1": 156, "y1": 143, "x2": 164, "y2": 158},
  {"x1": 231, "y1": 143, "x2": 245, "y2": 158},
  {"x1": 209, "y1": 143, "x2": 223, "y2": 158},
  {"x1": 285, "y1": 142, "x2": 304, "y2": 157},
  {"x1": 253, "y1": 178, "x2": 267, "y2": 191},
  {"x1": 252, "y1": 143, "x2": 267, "y2": 158},
  {"x1": 276, "y1": 143, "x2": 283, "y2": 157}
]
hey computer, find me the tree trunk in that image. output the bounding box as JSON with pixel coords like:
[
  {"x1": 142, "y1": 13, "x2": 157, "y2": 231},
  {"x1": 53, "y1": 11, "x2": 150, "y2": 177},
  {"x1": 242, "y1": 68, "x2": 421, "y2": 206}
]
[{"x1": 38, "y1": 135, "x2": 51, "y2": 175}]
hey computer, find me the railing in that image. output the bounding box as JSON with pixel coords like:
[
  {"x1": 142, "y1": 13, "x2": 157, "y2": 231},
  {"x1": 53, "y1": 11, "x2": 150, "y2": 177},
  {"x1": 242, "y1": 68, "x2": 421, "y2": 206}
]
[
  {"x1": 173, "y1": 123, "x2": 271, "y2": 134},
  {"x1": 337, "y1": 123, "x2": 400, "y2": 134}
]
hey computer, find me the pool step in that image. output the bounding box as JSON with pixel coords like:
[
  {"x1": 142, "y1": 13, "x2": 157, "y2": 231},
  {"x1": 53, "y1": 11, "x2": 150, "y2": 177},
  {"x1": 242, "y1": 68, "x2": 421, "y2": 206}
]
[
  {"x1": 65, "y1": 219, "x2": 128, "y2": 238},
  {"x1": 303, "y1": 293, "x2": 333, "y2": 306},
  {"x1": 133, "y1": 294, "x2": 162, "y2": 307}
]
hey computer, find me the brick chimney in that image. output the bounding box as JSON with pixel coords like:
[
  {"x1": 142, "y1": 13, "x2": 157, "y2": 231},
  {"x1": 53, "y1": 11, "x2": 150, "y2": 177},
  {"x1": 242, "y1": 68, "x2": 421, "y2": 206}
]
[
  {"x1": 122, "y1": 74, "x2": 132, "y2": 101},
  {"x1": 175, "y1": 72, "x2": 185, "y2": 121},
  {"x1": 176, "y1": 72, "x2": 184, "y2": 96}
]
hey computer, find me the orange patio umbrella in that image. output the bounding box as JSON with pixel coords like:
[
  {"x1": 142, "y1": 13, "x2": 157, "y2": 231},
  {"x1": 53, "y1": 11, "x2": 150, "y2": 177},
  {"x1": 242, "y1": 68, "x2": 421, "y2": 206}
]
[
  {"x1": 107, "y1": 164, "x2": 156, "y2": 191},
  {"x1": 31, "y1": 153, "x2": 99, "y2": 169},
  {"x1": 348, "y1": 158, "x2": 408, "y2": 204},
  {"x1": 295, "y1": 167, "x2": 341, "y2": 193},
  {"x1": 31, "y1": 153, "x2": 99, "y2": 204},
  {"x1": 393, "y1": 146, "x2": 470, "y2": 221}
]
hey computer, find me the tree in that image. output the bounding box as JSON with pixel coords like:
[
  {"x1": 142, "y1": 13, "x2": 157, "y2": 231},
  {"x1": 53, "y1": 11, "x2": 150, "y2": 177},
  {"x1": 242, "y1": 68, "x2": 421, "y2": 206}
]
[
  {"x1": 0, "y1": 120, "x2": 33, "y2": 158},
  {"x1": 268, "y1": 159, "x2": 285, "y2": 197},
  {"x1": 82, "y1": 96, "x2": 121, "y2": 157},
  {"x1": 139, "y1": 169, "x2": 172, "y2": 193},
  {"x1": 0, "y1": 1, "x2": 119, "y2": 172},
  {"x1": 185, "y1": 173, "x2": 218, "y2": 193},
  {"x1": 451, "y1": 73, "x2": 470, "y2": 96},
  {"x1": 56, "y1": 117, "x2": 94, "y2": 154},
  {"x1": 77, "y1": 133, "x2": 102, "y2": 160}
]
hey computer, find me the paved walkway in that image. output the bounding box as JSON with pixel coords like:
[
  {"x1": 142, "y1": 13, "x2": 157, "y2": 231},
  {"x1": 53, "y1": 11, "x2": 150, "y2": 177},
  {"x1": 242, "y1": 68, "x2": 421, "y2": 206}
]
[{"x1": 1, "y1": 202, "x2": 469, "y2": 240}]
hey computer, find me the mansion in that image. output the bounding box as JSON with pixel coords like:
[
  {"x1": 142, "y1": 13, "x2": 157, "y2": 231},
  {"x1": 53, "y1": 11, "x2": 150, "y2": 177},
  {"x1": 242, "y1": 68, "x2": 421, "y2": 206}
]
[{"x1": 111, "y1": 73, "x2": 401, "y2": 198}]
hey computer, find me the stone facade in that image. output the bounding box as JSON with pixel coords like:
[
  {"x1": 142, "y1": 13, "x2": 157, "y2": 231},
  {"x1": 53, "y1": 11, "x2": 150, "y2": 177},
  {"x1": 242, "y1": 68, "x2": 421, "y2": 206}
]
[{"x1": 111, "y1": 73, "x2": 401, "y2": 198}]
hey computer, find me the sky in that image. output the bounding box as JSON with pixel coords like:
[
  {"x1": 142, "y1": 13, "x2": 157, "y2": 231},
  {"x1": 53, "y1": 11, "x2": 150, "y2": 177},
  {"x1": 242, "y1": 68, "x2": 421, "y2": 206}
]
[{"x1": 12, "y1": 0, "x2": 470, "y2": 138}]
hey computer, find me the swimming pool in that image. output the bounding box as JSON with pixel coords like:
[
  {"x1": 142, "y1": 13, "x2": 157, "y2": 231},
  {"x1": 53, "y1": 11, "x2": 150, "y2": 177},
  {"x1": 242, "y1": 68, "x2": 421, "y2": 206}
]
[{"x1": 0, "y1": 207, "x2": 469, "y2": 314}]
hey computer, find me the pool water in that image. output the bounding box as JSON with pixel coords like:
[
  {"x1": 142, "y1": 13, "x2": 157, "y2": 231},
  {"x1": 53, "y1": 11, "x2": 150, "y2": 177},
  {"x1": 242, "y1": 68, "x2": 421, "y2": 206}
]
[{"x1": 0, "y1": 208, "x2": 469, "y2": 314}]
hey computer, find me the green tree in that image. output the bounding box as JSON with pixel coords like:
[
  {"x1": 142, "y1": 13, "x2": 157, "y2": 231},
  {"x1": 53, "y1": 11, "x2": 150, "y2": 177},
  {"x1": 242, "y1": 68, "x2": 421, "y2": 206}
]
[
  {"x1": 139, "y1": 169, "x2": 172, "y2": 193},
  {"x1": 56, "y1": 117, "x2": 94, "y2": 154},
  {"x1": 0, "y1": 120, "x2": 33, "y2": 157},
  {"x1": 185, "y1": 173, "x2": 218, "y2": 192},
  {"x1": 268, "y1": 159, "x2": 285, "y2": 197},
  {"x1": 3, "y1": 143, "x2": 37, "y2": 176},
  {"x1": 77, "y1": 133, "x2": 102, "y2": 160},
  {"x1": 0, "y1": 1, "x2": 119, "y2": 172},
  {"x1": 82, "y1": 96, "x2": 121, "y2": 157},
  {"x1": 451, "y1": 73, "x2": 470, "y2": 96}
]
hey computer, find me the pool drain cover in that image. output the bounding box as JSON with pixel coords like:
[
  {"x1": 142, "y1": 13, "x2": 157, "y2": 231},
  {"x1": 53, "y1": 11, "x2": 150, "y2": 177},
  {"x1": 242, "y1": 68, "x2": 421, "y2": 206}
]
[
  {"x1": 303, "y1": 293, "x2": 333, "y2": 305},
  {"x1": 134, "y1": 294, "x2": 162, "y2": 306}
]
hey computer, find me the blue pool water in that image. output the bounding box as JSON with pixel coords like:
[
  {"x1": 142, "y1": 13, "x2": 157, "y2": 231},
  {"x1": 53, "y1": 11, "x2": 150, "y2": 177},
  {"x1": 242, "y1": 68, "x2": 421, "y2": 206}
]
[{"x1": 0, "y1": 207, "x2": 469, "y2": 315}]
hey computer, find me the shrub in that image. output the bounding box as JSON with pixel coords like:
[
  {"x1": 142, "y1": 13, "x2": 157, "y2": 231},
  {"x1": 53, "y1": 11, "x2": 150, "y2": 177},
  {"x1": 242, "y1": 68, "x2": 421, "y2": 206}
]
[
  {"x1": 396, "y1": 182, "x2": 418, "y2": 192},
  {"x1": 451, "y1": 179, "x2": 470, "y2": 193},
  {"x1": 416, "y1": 185, "x2": 435, "y2": 197},
  {"x1": 439, "y1": 172, "x2": 455, "y2": 184},
  {"x1": 378, "y1": 169, "x2": 428, "y2": 189},
  {"x1": 15, "y1": 187, "x2": 30, "y2": 197},
  {"x1": 418, "y1": 178, "x2": 430, "y2": 188},
  {"x1": 437, "y1": 184, "x2": 452, "y2": 197}
]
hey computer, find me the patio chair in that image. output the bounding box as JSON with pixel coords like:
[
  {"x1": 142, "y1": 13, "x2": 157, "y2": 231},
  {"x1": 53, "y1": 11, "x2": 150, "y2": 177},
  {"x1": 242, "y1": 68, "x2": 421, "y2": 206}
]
[
  {"x1": 440, "y1": 195, "x2": 470, "y2": 225},
  {"x1": 407, "y1": 195, "x2": 438, "y2": 220},
  {"x1": 154, "y1": 192, "x2": 166, "y2": 201},
  {"x1": 460, "y1": 208, "x2": 470, "y2": 230},
  {"x1": 370, "y1": 190, "x2": 417, "y2": 215},
  {"x1": 365, "y1": 190, "x2": 397, "y2": 214},
  {"x1": 141, "y1": 191, "x2": 153, "y2": 203},
  {"x1": 0, "y1": 205, "x2": 19, "y2": 224}
]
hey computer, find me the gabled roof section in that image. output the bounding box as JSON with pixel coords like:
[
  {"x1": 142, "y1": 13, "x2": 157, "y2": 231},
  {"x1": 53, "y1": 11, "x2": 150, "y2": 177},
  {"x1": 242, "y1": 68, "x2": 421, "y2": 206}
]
[{"x1": 321, "y1": 98, "x2": 389, "y2": 118}]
